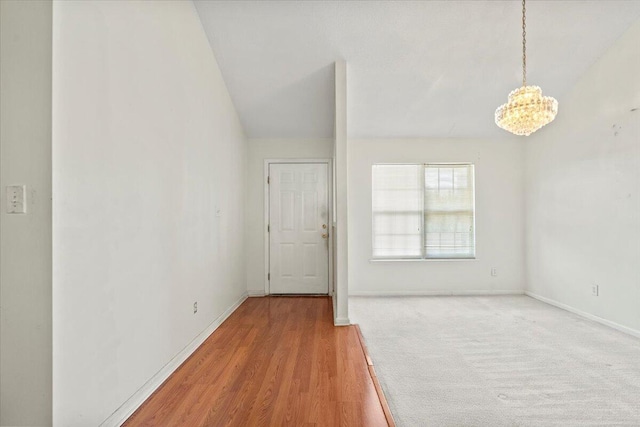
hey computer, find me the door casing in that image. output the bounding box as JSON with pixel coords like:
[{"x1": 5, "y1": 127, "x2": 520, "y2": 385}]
[{"x1": 264, "y1": 159, "x2": 333, "y2": 296}]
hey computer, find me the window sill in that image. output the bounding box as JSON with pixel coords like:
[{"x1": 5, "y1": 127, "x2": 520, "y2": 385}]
[{"x1": 369, "y1": 258, "x2": 477, "y2": 263}]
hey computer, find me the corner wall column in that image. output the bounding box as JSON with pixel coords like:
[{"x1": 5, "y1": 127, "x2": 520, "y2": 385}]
[{"x1": 333, "y1": 60, "x2": 350, "y2": 325}]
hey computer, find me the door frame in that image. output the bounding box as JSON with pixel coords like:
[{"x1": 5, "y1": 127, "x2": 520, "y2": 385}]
[{"x1": 264, "y1": 159, "x2": 334, "y2": 296}]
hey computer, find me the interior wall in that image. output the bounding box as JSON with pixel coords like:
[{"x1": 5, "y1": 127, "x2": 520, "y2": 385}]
[
  {"x1": 0, "y1": 1, "x2": 53, "y2": 425},
  {"x1": 525, "y1": 20, "x2": 640, "y2": 334},
  {"x1": 333, "y1": 60, "x2": 349, "y2": 324},
  {"x1": 349, "y1": 138, "x2": 525, "y2": 295},
  {"x1": 52, "y1": 1, "x2": 247, "y2": 425},
  {"x1": 245, "y1": 138, "x2": 333, "y2": 295}
]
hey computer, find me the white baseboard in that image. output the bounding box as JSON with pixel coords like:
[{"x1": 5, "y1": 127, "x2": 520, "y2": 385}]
[
  {"x1": 525, "y1": 291, "x2": 640, "y2": 339},
  {"x1": 331, "y1": 294, "x2": 350, "y2": 326},
  {"x1": 99, "y1": 292, "x2": 249, "y2": 427},
  {"x1": 349, "y1": 290, "x2": 525, "y2": 297},
  {"x1": 334, "y1": 317, "x2": 351, "y2": 326},
  {"x1": 247, "y1": 290, "x2": 266, "y2": 297}
]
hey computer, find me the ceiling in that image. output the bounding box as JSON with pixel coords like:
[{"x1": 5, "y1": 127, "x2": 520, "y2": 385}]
[{"x1": 194, "y1": 1, "x2": 640, "y2": 139}]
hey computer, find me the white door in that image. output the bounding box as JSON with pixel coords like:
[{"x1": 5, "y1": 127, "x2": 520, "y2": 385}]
[{"x1": 269, "y1": 163, "x2": 329, "y2": 294}]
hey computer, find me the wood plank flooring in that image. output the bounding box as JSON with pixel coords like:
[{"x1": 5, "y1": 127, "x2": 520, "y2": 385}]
[{"x1": 124, "y1": 296, "x2": 389, "y2": 426}]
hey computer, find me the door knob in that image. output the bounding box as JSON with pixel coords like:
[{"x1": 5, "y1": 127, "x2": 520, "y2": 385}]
[{"x1": 322, "y1": 233, "x2": 328, "y2": 239}]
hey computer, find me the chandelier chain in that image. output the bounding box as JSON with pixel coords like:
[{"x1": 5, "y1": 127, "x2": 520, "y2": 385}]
[{"x1": 522, "y1": 0, "x2": 527, "y2": 86}]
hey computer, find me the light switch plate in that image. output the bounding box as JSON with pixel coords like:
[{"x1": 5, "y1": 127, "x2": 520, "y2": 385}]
[{"x1": 6, "y1": 185, "x2": 26, "y2": 214}]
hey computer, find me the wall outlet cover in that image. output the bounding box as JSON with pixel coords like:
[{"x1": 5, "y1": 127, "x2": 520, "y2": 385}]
[{"x1": 6, "y1": 185, "x2": 26, "y2": 214}]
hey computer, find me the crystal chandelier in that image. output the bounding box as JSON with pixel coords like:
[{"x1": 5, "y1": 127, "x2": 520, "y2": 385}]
[{"x1": 495, "y1": 0, "x2": 558, "y2": 136}]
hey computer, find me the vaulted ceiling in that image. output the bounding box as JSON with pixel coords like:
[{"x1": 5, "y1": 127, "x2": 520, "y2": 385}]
[{"x1": 194, "y1": 1, "x2": 640, "y2": 139}]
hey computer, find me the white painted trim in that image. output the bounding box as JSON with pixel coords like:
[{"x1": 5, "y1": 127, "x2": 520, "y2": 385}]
[
  {"x1": 334, "y1": 317, "x2": 351, "y2": 326},
  {"x1": 369, "y1": 258, "x2": 478, "y2": 263},
  {"x1": 331, "y1": 294, "x2": 349, "y2": 325},
  {"x1": 349, "y1": 290, "x2": 525, "y2": 297},
  {"x1": 247, "y1": 290, "x2": 266, "y2": 297},
  {"x1": 525, "y1": 291, "x2": 640, "y2": 339},
  {"x1": 264, "y1": 161, "x2": 269, "y2": 296},
  {"x1": 99, "y1": 292, "x2": 249, "y2": 427},
  {"x1": 263, "y1": 159, "x2": 334, "y2": 296}
]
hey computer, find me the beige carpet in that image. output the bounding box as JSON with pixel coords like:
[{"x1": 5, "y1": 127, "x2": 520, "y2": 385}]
[{"x1": 350, "y1": 295, "x2": 640, "y2": 427}]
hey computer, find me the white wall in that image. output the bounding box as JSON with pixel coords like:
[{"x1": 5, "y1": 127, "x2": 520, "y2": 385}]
[
  {"x1": 349, "y1": 138, "x2": 525, "y2": 295},
  {"x1": 525, "y1": 21, "x2": 640, "y2": 334},
  {"x1": 52, "y1": 1, "x2": 247, "y2": 425},
  {"x1": 245, "y1": 138, "x2": 333, "y2": 295},
  {"x1": 0, "y1": 1, "x2": 52, "y2": 425},
  {"x1": 334, "y1": 60, "x2": 350, "y2": 324}
]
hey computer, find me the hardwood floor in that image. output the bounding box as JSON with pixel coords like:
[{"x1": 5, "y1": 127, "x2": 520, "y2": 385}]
[{"x1": 124, "y1": 296, "x2": 390, "y2": 426}]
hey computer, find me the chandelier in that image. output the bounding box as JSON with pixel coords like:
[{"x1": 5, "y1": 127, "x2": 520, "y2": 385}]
[{"x1": 495, "y1": 0, "x2": 558, "y2": 136}]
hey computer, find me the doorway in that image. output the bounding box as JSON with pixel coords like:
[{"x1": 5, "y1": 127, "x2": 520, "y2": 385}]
[{"x1": 265, "y1": 161, "x2": 332, "y2": 295}]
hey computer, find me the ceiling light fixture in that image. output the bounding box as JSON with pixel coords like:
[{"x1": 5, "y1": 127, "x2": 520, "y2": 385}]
[{"x1": 495, "y1": 0, "x2": 558, "y2": 136}]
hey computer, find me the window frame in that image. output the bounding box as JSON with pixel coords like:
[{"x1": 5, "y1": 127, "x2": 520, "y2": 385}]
[{"x1": 371, "y1": 162, "x2": 476, "y2": 261}]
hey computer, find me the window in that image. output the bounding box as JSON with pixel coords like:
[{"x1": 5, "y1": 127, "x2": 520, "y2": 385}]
[{"x1": 372, "y1": 163, "x2": 475, "y2": 259}]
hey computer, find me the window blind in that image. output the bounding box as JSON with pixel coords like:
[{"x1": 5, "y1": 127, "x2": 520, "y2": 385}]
[
  {"x1": 424, "y1": 164, "x2": 475, "y2": 258},
  {"x1": 372, "y1": 164, "x2": 423, "y2": 258},
  {"x1": 372, "y1": 163, "x2": 475, "y2": 259}
]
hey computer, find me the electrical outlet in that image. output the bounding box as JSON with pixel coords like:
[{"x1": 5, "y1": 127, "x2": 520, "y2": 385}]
[
  {"x1": 193, "y1": 301, "x2": 198, "y2": 313},
  {"x1": 6, "y1": 185, "x2": 26, "y2": 214},
  {"x1": 591, "y1": 285, "x2": 599, "y2": 297},
  {"x1": 491, "y1": 268, "x2": 498, "y2": 277}
]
